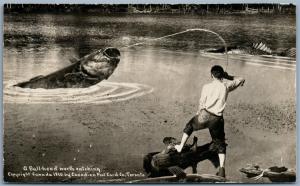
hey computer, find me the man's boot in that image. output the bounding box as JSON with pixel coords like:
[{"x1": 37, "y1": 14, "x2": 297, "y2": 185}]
[{"x1": 216, "y1": 167, "x2": 225, "y2": 178}]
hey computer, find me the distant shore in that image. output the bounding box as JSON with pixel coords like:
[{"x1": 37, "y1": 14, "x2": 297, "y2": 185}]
[{"x1": 4, "y1": 4, "x2": 296, "y2": 15}]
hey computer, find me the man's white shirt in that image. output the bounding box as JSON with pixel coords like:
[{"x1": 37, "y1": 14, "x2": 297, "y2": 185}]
[{"x1": 199, "y1": 78, "x2": 242, "y2": 116}]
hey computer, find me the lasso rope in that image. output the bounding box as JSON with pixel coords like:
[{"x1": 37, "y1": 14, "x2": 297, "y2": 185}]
[
  {"x1": 121, "y1": 28, "x2": 229, "y2": 70},
  {"x1": 252, "y1": 169, "x2": 267, "y2": 180}
]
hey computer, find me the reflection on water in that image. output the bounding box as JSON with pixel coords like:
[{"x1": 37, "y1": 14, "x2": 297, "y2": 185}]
[{"x1": 4, "y1": 14, "x2": 296, "y2": 51}]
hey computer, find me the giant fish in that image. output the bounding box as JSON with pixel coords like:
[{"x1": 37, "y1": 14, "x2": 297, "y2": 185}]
[{"x1": 15, "y1": 47, "x2": 121, "y2": 89}]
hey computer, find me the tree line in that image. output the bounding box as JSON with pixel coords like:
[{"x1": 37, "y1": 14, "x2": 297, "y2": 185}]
[{"x1": 4, "y1": 4, "x2": 296, "y2": 15}]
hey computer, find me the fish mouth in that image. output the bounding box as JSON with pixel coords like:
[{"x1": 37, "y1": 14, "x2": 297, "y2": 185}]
[{"x1": 103, "y1": 47, "x2": 121, "y2": 59}]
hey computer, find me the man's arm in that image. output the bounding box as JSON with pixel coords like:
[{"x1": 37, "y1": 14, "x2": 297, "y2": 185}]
[
  {"x1": 196, "y1": 86, "x2": 207, "y2": 114},
  {"x1": 223, "y1": 72, "x2": 245, "y2": 92}
]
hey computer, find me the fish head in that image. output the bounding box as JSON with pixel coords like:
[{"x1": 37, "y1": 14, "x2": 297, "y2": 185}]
[{"x1": 81, "y1": 47, "x2": 121, "y2": 78}]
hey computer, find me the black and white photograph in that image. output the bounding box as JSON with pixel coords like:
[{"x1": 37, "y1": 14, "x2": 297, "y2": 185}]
[{"x1": 3, "y1": 3, "x2": 296, "y2": 183}]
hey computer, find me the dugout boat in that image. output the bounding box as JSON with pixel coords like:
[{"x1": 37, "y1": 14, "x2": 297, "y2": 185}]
[{"x1": 206, "y1": 42, "x2": 296, "y2": 58}]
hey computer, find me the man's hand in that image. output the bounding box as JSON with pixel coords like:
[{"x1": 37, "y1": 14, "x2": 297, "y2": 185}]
[
  {"x1": 240, "y1": 79, "x2": 246, "y2": 86},
  {"x1": 223, "y1": 71, "x2": 228, "y2": 78}
]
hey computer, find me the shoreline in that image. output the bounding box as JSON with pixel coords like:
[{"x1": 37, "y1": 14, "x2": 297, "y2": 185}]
[{"x1": 3, "y1": 97, "x2": 296, "y2": 182}]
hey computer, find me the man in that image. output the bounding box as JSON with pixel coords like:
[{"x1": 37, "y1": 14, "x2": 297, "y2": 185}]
[{"x1": 174, "y1": 65, "x2": 245, "y2": 178}]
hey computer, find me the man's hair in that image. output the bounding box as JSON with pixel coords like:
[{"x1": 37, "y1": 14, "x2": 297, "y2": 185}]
[{"x1": 211, "y1": 65, "x2": 224, "y2": 79}]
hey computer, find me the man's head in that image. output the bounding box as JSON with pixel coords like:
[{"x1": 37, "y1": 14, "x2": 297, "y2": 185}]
[{"x1": 211, "y1": 65, "x2": 224, "y2": 80}]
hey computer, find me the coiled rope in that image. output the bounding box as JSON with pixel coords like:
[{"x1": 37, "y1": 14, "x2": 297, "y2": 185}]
[{"x1": 121, "y1": 28, "x2": 229, "y2": 70}]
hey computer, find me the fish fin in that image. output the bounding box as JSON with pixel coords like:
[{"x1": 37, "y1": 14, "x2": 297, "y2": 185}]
[
  {"x1": 168, "y1": 166, "x2": 186, "y2": 179},
  {"x1": 253, "y1": 42, "x2": 272, "y2": 54},
  {"x1": 29, "y1": 75, "x2": 44, "y2": 81},
  {"x1": 69, "y1": 57, "x2": 80, "y2": 64}
]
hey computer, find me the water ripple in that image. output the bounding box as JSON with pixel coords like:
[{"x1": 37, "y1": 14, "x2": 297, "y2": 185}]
[{"x1": 4, "y1": 81, "x2": 154, "y2": 104}]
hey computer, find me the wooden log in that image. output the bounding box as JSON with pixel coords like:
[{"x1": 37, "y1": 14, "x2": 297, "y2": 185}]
[{"x1": 143, "y1": 141, "x2": 221, "y2": 178}]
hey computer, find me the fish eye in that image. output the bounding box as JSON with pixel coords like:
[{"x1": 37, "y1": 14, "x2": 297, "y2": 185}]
[{"x1": 104, "y1": 48, "x2": 121, "y2": 58}]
